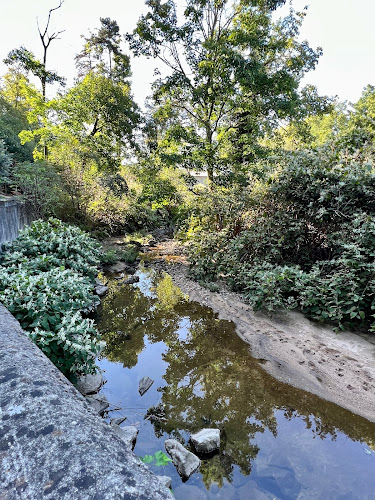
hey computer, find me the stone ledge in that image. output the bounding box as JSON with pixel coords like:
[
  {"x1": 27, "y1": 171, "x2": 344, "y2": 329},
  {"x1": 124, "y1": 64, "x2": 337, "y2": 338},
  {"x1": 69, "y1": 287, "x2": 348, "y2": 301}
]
[{"x1": 0, "y1": 303, "x2": 173, "y2": 499}]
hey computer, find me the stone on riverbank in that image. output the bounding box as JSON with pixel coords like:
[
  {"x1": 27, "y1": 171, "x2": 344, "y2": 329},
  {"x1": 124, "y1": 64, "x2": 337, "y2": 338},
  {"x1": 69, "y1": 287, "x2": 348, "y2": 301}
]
[
  {"x1": 95, "y1": 285, "x2": 109, "y2": 296},
  {"x1": 76, "y1": 372, "x2": 104, "y2": 395},
  {"x1": 139, "y1": 376, "x2": 154, "y2": 395},
  {"x1": 165, "y1": 439, "x2": 200, "y2": 479},
  {"x1": 157, "y1": 476, "x2": 172, "y2": 489},
  {"x1": 124, "y1": 275, "x2": 140, "y2": 285},
  {"x1": 85, "y1": 393, "x2": 109, "y2": 416},
  {"x1": 113, "y1": 425, "x2": 139, "y2": 450},
  {"x1": 110, "y1": 416, "x2": 127, "y2": 426},
  {"x1": 190, "y1": 428, "x2": 220, "y2": 454}
]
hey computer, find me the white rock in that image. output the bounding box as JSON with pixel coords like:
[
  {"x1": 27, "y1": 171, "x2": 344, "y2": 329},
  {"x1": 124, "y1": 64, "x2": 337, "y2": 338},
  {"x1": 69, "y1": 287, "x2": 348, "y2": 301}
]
[
  {"x1": 190, "y1": 428, "x2": 220, "y2": 454},
  {"x1": 157, "y1": 476, "x2": 172, "y2": 489},
  {"x1": 165, "y1": 439, "x2": 200, "y2": 479},
  {"x1": 95, "y1": 285, "x2": 108, "y2": 297},
  {"x1": 113, "y1": 425, "x2": 139, "y2": 450},
  {"x1": 76, "y1": 372, "x2": 104, "y2": 395}
]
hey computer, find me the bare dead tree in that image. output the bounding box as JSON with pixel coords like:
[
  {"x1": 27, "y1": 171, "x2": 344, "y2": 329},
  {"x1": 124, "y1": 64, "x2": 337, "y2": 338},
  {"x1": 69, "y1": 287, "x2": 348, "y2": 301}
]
[{"x1": 37, "y1": 0, "x2": 65, "y2": 98}]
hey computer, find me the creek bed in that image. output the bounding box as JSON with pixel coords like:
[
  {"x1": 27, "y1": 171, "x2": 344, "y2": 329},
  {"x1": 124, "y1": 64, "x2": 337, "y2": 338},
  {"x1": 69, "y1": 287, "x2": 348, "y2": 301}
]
[{"x1": 96, "y1": 263, "x2": 375, "y2": 499}]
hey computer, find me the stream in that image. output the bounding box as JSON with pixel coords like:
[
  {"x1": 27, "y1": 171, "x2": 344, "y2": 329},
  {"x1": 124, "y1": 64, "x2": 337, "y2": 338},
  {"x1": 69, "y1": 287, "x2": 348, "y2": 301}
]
[{"x1": 96, "y1": 262, "x2": 375, "y2": 499}]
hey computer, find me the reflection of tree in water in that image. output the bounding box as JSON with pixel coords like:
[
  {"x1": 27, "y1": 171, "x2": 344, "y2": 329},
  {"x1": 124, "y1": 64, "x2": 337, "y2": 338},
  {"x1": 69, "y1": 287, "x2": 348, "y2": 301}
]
[
  {"x1": 98, "y1": 271, "x2": 375, "y2": 490},
  {"x1": 97, "y1": 276, "x2": 182, "y2": 368}
]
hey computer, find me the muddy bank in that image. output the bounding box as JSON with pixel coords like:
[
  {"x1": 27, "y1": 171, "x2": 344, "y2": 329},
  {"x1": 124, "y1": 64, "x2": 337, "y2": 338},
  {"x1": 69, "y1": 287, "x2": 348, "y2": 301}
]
[{"x1": 145, "y1": 240, "x2": 375, "y2": 424}]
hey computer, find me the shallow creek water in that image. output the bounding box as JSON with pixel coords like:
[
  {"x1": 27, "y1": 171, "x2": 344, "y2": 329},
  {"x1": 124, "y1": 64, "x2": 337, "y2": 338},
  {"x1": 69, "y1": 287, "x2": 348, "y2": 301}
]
[{"x1": 96, "y1": 263, "x2": 375, "y2": 500}]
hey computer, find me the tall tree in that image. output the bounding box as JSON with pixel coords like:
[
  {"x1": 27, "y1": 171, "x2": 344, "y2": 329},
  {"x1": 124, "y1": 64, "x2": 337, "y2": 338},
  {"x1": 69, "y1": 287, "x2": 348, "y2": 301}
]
[
  {"x1": 75, "y1": 17, "x2": 131, "y2": 82},
  {"x1": 128, "y1": 0, "x2": 327, "y2": 183},
  {"x1": 4, "y1": 0, "x2": 65, "y2": 98}
]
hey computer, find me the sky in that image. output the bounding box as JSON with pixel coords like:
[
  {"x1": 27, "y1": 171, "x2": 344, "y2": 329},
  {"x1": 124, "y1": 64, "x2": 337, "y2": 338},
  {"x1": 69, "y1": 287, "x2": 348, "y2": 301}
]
[{"x1": 0, "y1": 0, "x2": 374, "y2": 107}]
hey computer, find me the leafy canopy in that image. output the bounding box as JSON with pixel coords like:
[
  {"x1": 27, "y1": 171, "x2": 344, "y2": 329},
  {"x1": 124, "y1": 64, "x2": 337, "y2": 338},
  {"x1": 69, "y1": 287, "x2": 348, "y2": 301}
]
[{"x1": 128, "y1": 0, "x2": 326, "y2": 182}]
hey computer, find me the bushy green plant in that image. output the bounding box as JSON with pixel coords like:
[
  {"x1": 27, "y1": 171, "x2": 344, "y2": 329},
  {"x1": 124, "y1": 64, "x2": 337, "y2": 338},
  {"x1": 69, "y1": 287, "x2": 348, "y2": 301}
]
[
  {"x1": 1, "y1": 218, "x2": 102, "y2": 279},
  {"x1": 117, "y1": 245, "x2": 138, "y2": 264},
  {"x1": 28, "y1": 312, "x2": 105, "y2": 377},
  {"x1": 0, "y1": 219, "x2": 105, "y2": 378},
  {"x1": 0, "y1": 267, "x2": 97, "y2": 331},
  {"x1": 186, "y1": 151, "x2": 375, "y2": 331},
  {"x1": 0, "y1": 138, "x2": 12, "y2": 183}
]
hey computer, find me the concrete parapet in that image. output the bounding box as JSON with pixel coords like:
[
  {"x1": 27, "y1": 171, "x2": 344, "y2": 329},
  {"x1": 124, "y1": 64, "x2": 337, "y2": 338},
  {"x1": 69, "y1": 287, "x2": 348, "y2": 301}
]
[
  {"x1": 0, "y1": 304, "x2": 173, "y2": 499},
  {"x1": 0, "y1": 198, "x2": 32, "y2": 250}
]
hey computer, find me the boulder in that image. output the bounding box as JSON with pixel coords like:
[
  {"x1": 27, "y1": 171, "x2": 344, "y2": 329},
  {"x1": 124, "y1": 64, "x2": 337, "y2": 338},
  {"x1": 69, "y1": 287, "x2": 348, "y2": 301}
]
[
  {"x1": 114, "y1": 273, "x2": 125, "y2": 280},
  {"x1": 190, "y1": 428, "x2": 220, "y2": 454},
  {"x1": 112, "y1": 425, "x2": 139, "y2": 450},
  {"x1": 165, "y1": 439, "x2": 200, "y2": 479},
  {"x1": 76, "y1": 372, "x2": 104, "y2": 395},
  {"x1": 85, "y1": 394, "x2": 109, "y2": 416},
  {"x1": 124, "y1": 265, "x2": 137, "y2": 275},
  {"x1": 95, "y1": 277, "x2": 107, "y2": 286},
  {"x1": 110, "y1": 416, "x2": 127, "y2": 426},
  {"x1": 108, "y1": 262, "x2": 128, "y2": 273},
  {"x1": 139, "y1": 376, "x2": 154, "y2": 396},
  {"x1": 157, "y1": 476, "x2": 172, "y2": 489},
  {"x1": 124, "y1": 276, "x2": 140, "y2": 285},
  {"x1": 95, "y1": 285, "x2": 108, "y2": 297},
  {"x1": 128, "y1": 240, "x2": 143, "y2": 248}
]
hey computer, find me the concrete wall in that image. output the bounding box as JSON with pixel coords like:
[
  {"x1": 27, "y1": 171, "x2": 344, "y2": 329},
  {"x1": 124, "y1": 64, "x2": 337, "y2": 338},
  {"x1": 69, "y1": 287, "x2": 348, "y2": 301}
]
[
  {"x1": 0, "y1": 304, "x2": 173, "y2": 499},
  {"x1": 0, "y1": 198, "x2": 32, "y2": 250}
]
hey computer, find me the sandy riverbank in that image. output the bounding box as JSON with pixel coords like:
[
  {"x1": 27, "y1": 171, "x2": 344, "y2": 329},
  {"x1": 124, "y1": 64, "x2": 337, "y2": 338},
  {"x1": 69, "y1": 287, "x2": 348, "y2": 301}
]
[{"x1": 145, "y1": 240, "x2": 375, "y2": 423}]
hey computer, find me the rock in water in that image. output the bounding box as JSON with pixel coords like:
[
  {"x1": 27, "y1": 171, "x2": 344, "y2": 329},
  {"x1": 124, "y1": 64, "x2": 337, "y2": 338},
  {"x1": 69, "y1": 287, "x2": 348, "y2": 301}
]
[
  {"x1": 190, "y1": 428, "x2": 220, "y2": 453},
  {"x1": 165, "y1": 439, "x2": 200, "y2": 479},
  {"x1": 112, "y1": 425, "x2": 139, "y2": 450},
  {"x1": 85, "y1": 394, "x2": 109, "y2": 416},
  {"x1": 139, "y1": 376, "x2": 154, "y2": 396},
  {"x1": 157, "y1": 476, "x2": 172, "y2": 489},
  {"x1": 110, "y1": 416, "x2": 127, "y2": 426},
  {"x1": 123, "y1": 276, "x2": 140, "y2": 285},
  {"x1": 76, "y1": 372, "x2": 104, "y2": 395}
]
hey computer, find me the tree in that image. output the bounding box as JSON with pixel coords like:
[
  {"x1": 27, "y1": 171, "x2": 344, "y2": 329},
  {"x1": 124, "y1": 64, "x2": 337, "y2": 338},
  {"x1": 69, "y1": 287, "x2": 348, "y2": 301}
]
[
  {"x1": 128, "y1": 0, "x2": 326, "y2": 184},
  {"x1": 0, "y1": 139, "x2": 12, "y2": 182},
  {"x1": 75, "y1": 17, "x2": 131, "y2": 82},
  {"x1": 0, "y1": 71, "x2": 37, "y2": 162},
  {"x1": 4, "y1": 1, "x2": 65, "y2": 98}
]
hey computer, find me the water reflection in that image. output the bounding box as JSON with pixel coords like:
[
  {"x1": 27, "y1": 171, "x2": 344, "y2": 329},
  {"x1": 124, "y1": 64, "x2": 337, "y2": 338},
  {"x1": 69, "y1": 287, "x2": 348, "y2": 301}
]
[{"x1": 97, "y1": 266, "x2": 375, "y2": 498}]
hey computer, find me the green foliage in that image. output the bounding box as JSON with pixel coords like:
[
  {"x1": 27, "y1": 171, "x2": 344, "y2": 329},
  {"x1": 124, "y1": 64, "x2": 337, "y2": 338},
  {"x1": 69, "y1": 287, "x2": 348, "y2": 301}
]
[
  {"x1": 117, "y1": 245, "x2": 139, "y2": 264},
  {"x1": 0, "y1": 92, "x2": 34, "y2": 163},
  {"x1": 0, "y1": 219, "x2": 105, "y2": 378},
  {"x1": 0, "y1": 267, "x2": 96, "y2": 331},
  {"x1": 101, "y1": 249, "x2": 118, "y2": 265},
  {"x1": 4, "y1": 46, "x2": 65, "y2": 91},
  {"x1": 140, "y1": 451, "x2": 172, "y2": 467},
  {"x1": 2, "y1": 218, "x2": 102, "y2": 279},
  {"x1": 28, "y1": 312, "x2": 104, "y2": 377},
  {"x1": 128, "y1": 0, "x2": 327, "y2": 183},
  {"x1": 10, "y1": 162, "x2": 62, "y2": 218},
  {"x1": 187, "y1": 151, "x2": 375, "y2": 332},
  {"x1": 0, "y1": 139, "x2": 12, "y2": 182}
]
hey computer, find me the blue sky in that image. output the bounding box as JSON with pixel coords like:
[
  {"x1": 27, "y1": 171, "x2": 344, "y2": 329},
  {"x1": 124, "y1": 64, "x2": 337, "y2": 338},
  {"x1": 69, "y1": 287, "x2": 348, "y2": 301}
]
[{"x1": 0, "y1": 0, "x2": 374, "y2": 106}]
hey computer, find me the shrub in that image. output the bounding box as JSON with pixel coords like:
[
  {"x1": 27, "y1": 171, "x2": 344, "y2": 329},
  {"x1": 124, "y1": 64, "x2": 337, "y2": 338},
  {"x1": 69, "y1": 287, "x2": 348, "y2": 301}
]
[
  {"x1": 0, "y1": 219, "x2": 105, "y2": 378},
  {"x1": 0, "y1": 267, "x2": 97, "y2": 331},
  {"x1": 1, "y1": 218, "x2": 102, "y2": 279},
  {"x1": 186, "y1": 151, "x2": 375, "y2": 331},
  {"x1": 28, "y1": 312, "x2": 105, "y2": 377}
]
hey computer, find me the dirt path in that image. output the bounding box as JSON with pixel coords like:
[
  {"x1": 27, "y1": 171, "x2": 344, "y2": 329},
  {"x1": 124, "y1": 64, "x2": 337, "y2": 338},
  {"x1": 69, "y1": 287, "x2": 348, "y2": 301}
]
[{"x1": 144, "y1": 239, "x2": 375, "y2": 423}]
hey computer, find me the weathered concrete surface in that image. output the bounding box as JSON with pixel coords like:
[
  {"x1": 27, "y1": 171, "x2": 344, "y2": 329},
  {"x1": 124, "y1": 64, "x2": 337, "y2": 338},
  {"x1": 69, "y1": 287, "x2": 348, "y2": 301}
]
[
  {"x1": 0, "y1": 303, "x2": 173, "y2": 499},
  {"x1": 0, "y1": 198, "x2": 33, "y2": 250}
]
